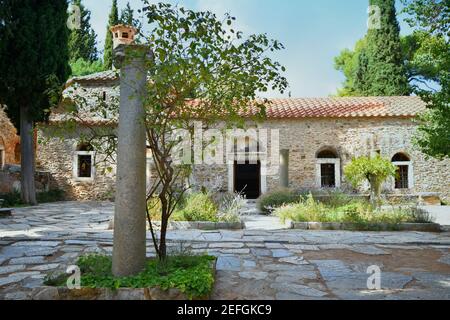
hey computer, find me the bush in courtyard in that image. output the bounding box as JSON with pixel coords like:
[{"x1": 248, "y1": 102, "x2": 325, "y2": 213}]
[
  {"x1": 177, "y1": 192, "x2": 218, "y2": 222},
  {"x1": 0, "y1": 189, "x2": 65, "y2": 207},
  {"x1": 257, "y1": 188, "x2": 300, "y2": 214},
  {"x1": 216, "y1": 192, "x2": 245, "y2": 223},
  {"x1": 344, "y1": 155, "x2": 397, "y2": 207},
  {"x1": 275, "y1": 194, "x2": 435, "y2": 227}
]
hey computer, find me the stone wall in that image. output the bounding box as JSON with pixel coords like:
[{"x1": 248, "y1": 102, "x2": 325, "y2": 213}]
[
  {"x1": 37, "y1": 126, "x2": 116, "y2": 201},
  {"x1": 0, "y1": 165, "x2": 50, "y2": 194},
  {"x1": 191, "y1": 118, "x2": 450, "y2": 202},
  {"x1": 0, "y1": 107, "x2": 20, "y2": 166},
  {"x1": 36, "y1": 117, "x2": 450, "y2": 202}
]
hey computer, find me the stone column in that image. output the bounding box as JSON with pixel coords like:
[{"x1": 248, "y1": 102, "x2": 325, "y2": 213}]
[
  {"x1": 280, "y1": 149, "x2": 289, "y2": 188},
  {"x1": 112, "y1": 44, "x2": 152, "y2": 277}
]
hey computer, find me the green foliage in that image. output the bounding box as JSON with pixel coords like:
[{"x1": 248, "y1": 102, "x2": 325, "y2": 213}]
[
  {"x1": 148, "y1": 192, "x2": 241, "y2": 223},
  {"x1": 216, "y1": 192, "x2": 245, "y2": 223},
  {"x1": 353, "y1": 0, "x2": 410, "y2": 95},
  {"x1": 103, "y1": 0, "x2": 119, "y2": 70},
  {"x1": 70, "y1": 58, "x2": 105, "y2": 76},
  {"x1": 344, "y1": 155, "x2": 396, "y2": 205},
  {"x1": 176, "y1": 193, "x2": 218, "y2": 222},
  {"x1": 0, "y1": 0, "x2": 71, "y2": 128},
  {"x1": 45, "y1": 254, "x2": 216, "y2": 299},
  {"x1": 275, "y1": 194, "x2": 434, "y2": 226},
  {"x1": 120, "y1": 2, "x2": 137, "y2": 27},
  {"x1": 402, "y1": 0, "x2": 450, "y2": 159},
  {"x1": 68, "y1": 0, "x2": 98, "y2": 63},
  {"x1": 257, "y1": 188, "x2": 300, "y2": 214},
  {"x1": 0, "y1": 189, "x2": 65, "y2": 207},
  {"x1": 334, "y1": 38, "x2": 368, "y2": 96}
]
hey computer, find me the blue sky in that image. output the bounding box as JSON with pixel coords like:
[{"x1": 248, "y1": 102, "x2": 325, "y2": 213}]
[{"x1": 84, "y1": 0, "x2": 413, "y2": 97}]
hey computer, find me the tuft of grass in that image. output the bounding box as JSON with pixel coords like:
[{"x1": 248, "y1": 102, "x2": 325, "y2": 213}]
[
  {"x1": 44, "y1": 254, "x2": 216, "y2": 299},
  {"x1": 257, "y1": 188, "x2": 300, "y2": 215},
  {"x1": 275, "y1": 193, "x2": 435, "y2": 227}
]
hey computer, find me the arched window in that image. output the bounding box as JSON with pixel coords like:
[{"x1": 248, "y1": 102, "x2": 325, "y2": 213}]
[
  {"x1": 317, "y1": 149, "x2": 338, "y2": 159},
  {"x1": 391, "y1": 153, "x2": 412, "y2": 189},
  {"x1": 316, "y1": 148, "x2": 341, "y2": 188},
  {"x1": 73, "y1": 143, "x2": 95, "y2": 180}
]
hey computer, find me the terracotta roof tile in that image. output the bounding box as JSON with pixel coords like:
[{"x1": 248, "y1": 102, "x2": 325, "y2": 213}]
[{"x1": 247, "y1": 96, "x2": 426, "y2": 119}]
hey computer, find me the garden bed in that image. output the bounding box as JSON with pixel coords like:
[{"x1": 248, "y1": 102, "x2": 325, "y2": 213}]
[
  {"x1": 36, "y1": 254, "x2": 217, "y2": 300},
  {"x1": 287, "y1": 221, "x2": 442, "y2": 232}
]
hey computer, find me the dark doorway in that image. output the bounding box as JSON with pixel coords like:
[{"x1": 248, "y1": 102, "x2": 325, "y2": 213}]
[{"x1": 234, "y1": 161, "x2": 261, "y2": 199}]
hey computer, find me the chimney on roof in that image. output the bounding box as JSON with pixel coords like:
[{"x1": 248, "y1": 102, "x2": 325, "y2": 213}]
[{"x1": 110, "y1": 24, "x2": 137, "y2": 49}]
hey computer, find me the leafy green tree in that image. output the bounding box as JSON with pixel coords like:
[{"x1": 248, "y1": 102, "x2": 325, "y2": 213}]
[
  {"x1": 142, "y1": 2, "x2": 287, "y2": 260},
  {"x1": 402, "y1": 0, "x2": 449, "y2": 159},
  {"x1": 68, "y1": 0, "x2": 98, "y2": 62},
  {"x1": 0, "y1": 0, "x2": 70, "y2": 205},
  {"x1": 344, "y1": 155, "x2": 397, "y2": 207},
  {"x1": 70, "y1": 58, "x2": 106, "y2": 76},
  {"x1": 334, "y1": 38, "x2": 367, "y2": 96},
  {"x1": 103, "y1": 0, "x2": 119, "y2": 70},
  {"x1": 334, "y1": 31, "x2": 445, "y2": 96},
  {"x1": 62, "y1": 2, "x2": 288, "y2": 261}
]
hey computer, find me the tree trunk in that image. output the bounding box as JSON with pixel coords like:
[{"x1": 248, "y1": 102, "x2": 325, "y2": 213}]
[
  {"x1": 369, "y1": 175, "x2": 380, "y2": 208},
  {"x1": 20, "y1": 106, "x2": 37, "y2": 205},
  {"x1": 158, "y1": 198, "x2": 168, "y2": 261}
]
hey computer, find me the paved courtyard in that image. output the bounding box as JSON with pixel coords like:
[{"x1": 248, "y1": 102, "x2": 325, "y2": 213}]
[{"x1": 0, "y1": 202, "x2": 449, "y2": 300}]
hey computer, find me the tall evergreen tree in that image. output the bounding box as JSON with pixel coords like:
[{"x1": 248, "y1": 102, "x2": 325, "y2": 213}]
[
  {"x1": 355, "y1": 0, "x2": 410, "y2": 96},
  {"x1": 103, "y1": 0, "x2": 119, "y2": 70},
  {"x1": 120, "y1": 2, "x2": 134, "y2": 26},
  {"x1": 68, "y1": 0, "x2": 98, "y2": 62},
  {"x1": 0, "y1": 0, "x2": 70, "y2": 204}
]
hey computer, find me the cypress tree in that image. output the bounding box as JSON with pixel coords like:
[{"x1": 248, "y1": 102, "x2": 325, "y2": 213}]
[
  {"x1": 68, "y1": 0, "x2": 98, "y2": 62},
  {"x1": 355, "y1": 0, "x2": 410, "y2": 96},
  {"x1": 0, "y1": 0, "x2": 70, "y2": 204},
  {"x1": 120, "y1": 2, "x2": 134, "y2": 26},
  {"x1": 103, "y1": 0, "x2": 119, "y2": 70}
]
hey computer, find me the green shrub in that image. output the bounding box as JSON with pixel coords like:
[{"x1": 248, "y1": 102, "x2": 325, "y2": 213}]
[
  {"x1": 257, "y1": 188, "x2": 299, "y2": 214},
  {"x1": 0, "y1": 189, "x2": 65, "y2": 207},
  {"x1": 176, "y1": 192, "x2": 218, "y2": 222},
  {"x1": 275, "y1": 194, "x2": 434, "y2": 227},
  {"x1": 313, "y1": 190, "x2": 354, "y2": 207},
  {"x1": 0, "y1": 191, "x2": 22, "y2": 207},
  {"x1": 45, "y1": 254, "x2": 216, "y2": 299},
  {"x1": 216, "y1": 192, "x2": 244, "y2": 223}
]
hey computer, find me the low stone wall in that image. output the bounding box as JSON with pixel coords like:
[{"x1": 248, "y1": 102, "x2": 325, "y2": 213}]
[
  {"x1": 108, "y1": 218, "x2": 244, "y2": 231},
  {"x1": 288, "y1": 220, "x2": 442, "y2": 232},
  {"x1": 0, "y1": 165, "x2": 51, "y2": 194},
  {"x1": 32, "y1": 286, "x2": 206, "y2": 300}
]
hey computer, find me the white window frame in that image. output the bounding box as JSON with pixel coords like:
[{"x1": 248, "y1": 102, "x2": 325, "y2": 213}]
[
  {"x1": 0, "y1": 147, "x2": 5, "y2": 170},
  {"x1": 73, "y1": 151, "x2": 95, "y2": 182},
  {"x1": 392, "y1": 161, "x2": 414, "y2": 190},
  {"x1": 316, "y1": 158, "x2": 341, "y2": 189}
]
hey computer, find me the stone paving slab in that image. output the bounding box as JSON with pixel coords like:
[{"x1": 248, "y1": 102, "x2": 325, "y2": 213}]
[{"x1": 0, "y1": 202, "x2": 449, "y2": 300}]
